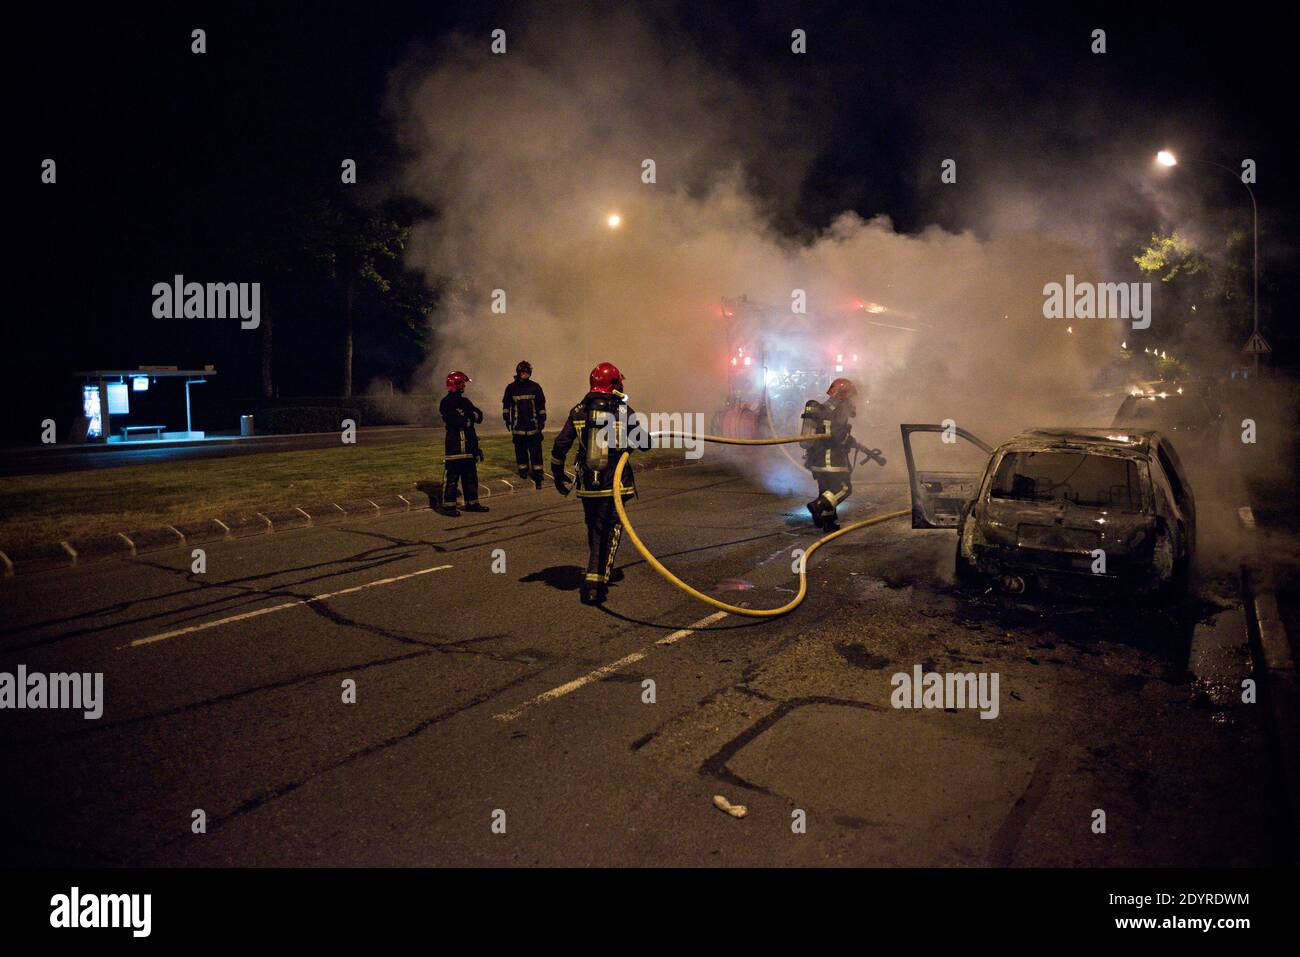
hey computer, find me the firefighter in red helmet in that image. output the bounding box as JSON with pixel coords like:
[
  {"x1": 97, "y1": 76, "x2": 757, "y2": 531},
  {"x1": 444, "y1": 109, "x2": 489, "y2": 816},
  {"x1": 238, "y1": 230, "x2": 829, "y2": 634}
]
[
  {"x1": 799, "y1": 377, "x2": 885, "y2": 531},
  {"x1": 502, "y1": 360, "x2": 548, "y2": 489},
  {"x1": 550, "y1": 362, "x2": 650, "y2": 604},
  {"x1": 438, "y1": 371, "x2": 489, "y2": 516}
]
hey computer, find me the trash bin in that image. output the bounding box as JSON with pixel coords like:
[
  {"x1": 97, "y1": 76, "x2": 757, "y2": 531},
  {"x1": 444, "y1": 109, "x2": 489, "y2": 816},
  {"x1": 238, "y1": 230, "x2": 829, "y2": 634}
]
[{"x1": 240, "y1": 415, "x2": 255, "y2": 437}]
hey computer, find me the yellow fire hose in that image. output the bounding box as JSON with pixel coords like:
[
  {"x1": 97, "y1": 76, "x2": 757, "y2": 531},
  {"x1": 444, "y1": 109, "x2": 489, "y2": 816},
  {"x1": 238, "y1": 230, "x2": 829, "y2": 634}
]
[{"x1": 610, "y1": 434, "x2": 908, "y2": 617}]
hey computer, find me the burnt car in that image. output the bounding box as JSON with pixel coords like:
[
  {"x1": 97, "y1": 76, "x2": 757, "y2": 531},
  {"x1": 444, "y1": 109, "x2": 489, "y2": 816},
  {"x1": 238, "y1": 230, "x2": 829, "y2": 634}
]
[{"x1": 900, "y1": 425, "x2": 1195, "y2": 596}]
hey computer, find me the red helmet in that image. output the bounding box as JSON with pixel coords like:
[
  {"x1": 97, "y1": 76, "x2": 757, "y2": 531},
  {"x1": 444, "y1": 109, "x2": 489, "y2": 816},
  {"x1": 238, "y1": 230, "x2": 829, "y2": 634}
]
[
  {"x1": 446, "y1": 371, "x2": 470, "y2": 392},
  {"x1": 827, "y1": 377, "x2": 856, "y2": 399},
  {"x1": 589, "y1": 362, "x2": 624, "y2": 393}
]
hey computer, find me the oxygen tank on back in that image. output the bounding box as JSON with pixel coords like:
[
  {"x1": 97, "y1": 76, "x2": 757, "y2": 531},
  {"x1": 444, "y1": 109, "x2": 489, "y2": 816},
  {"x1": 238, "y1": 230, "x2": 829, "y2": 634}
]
[
  {"x1": 799, "y1": 399, "x2": 828, "y2": 451},
  {"x1": 584, "y1": 402, "x2": 624, "y2": 472}
]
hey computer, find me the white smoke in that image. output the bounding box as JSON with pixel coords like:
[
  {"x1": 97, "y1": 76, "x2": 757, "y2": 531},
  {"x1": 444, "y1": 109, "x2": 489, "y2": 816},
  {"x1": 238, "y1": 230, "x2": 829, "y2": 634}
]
[{"x1": 387, "y1": 7, "x2": 1119, "y2": 458}]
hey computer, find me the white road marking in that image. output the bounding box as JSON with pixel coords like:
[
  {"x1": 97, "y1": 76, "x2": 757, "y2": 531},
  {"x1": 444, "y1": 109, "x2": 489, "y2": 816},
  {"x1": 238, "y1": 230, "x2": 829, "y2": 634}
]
[
  {"x1": 126, "y1": 564, "x2": 454, "y2": 648},
  {"x1": 493, "y1": 610, "x2": 729, "y2": 721},
  {"x1": 654, "y1": 610, "x2": 729, "y2": 646}
]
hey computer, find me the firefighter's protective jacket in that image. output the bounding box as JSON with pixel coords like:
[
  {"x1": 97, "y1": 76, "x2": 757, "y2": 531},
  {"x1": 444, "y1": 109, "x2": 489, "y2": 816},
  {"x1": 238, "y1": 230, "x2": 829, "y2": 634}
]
[
  {"x1": 550, "y1": 391, "x2": 649, "y2": 498},
  {"x1": 502, "y1": 378, "x2": 547, "y2": 435},
  {"x1": 440, "y1": 392, "x2": 483, "y2": 460},
  {"x1": 801, "y1": 396, "x2": 857, "y2": 474}
]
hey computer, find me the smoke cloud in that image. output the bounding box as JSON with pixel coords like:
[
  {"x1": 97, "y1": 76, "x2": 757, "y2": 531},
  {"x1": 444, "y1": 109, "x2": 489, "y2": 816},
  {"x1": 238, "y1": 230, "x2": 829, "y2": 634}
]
[{"x1": 389, "y1": 8, "x2": 1137, "y2": 462}]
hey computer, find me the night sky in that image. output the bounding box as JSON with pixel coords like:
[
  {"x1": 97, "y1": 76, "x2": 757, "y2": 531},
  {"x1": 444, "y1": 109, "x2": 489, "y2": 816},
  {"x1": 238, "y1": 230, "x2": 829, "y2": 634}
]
[{"x1": 10, "y1": 1, "x2": 1297, "y2": 444}]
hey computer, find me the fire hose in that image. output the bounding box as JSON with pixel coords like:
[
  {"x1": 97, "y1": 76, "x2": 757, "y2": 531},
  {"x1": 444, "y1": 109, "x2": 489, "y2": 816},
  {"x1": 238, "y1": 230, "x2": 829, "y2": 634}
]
[{"x1": 610, "y1": 433, "x2": 908, "y2": 618}]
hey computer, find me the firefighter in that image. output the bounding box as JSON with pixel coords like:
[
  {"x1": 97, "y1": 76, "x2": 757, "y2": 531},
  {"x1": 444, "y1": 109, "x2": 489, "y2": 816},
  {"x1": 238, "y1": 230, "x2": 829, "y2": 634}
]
[
  {"x1": 800, "y1": 377, "x2": 885, "y2": 531},
  {"x1": 550, "y1": 362, "x2": 649, "y2": 605},
  {"x1": 438, "y1": 371, "x2": 490, "y2": 516},
  {"x1": 502, "y1": 360, "x2": 547, "y2": 489}
]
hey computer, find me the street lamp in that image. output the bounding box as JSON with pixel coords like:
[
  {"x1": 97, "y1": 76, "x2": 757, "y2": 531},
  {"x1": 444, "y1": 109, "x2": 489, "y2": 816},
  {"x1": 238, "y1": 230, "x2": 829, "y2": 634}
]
[{"x1": 1154, "y1": 148, "x2": 1259, "y2": 350}]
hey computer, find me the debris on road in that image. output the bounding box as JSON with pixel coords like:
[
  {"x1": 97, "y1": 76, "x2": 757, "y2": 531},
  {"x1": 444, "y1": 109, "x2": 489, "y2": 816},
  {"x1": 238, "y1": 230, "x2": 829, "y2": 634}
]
[{"x1": 713, "y1": 795, "x2": 748, "y2": 818}]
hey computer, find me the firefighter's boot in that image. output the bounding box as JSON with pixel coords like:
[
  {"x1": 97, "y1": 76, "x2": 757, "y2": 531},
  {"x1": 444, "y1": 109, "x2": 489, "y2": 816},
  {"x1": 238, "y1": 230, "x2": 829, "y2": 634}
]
[{"x1": 807, "y1": 499, "x2": 826, "y2": 529}]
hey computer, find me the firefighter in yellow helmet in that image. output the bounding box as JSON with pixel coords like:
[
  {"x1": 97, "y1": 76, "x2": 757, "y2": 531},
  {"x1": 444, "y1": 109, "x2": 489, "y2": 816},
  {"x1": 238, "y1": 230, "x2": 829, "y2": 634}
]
[{"x1": 800, "y1": 377, "x2": 885, "y2": 531}]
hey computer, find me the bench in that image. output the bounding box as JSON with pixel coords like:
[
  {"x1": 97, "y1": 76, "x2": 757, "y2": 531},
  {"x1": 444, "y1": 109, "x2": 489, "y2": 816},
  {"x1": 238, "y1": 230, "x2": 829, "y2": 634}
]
[{"x1": 121, "y1": 425, "x2": 166, "y2": 440}]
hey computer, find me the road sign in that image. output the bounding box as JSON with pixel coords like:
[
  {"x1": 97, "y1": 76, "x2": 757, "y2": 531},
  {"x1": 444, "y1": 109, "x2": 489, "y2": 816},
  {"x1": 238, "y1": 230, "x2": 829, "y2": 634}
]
[{"x1": 1242, "y1": 331, "x2": 1272, "y2": 354}]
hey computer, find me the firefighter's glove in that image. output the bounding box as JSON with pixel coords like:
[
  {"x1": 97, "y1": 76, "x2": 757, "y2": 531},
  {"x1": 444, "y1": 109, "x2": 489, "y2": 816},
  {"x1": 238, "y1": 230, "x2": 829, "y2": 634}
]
[
  {"x1": 475, "y1": 449, "x2": 485, "y2": 463},
  {"x1": 552, "y1": 467, "x2": 572, "y2": 496}
]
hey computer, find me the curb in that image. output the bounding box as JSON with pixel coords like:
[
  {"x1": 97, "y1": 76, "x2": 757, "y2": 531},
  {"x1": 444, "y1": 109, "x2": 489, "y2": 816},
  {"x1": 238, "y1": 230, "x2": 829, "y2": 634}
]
[
  {"x1": 0, "y1": 458, "x2": 700, "y2": 578},
  {"x1": 1238, "y1": 507, "x2": 1300, "y2": 842}
]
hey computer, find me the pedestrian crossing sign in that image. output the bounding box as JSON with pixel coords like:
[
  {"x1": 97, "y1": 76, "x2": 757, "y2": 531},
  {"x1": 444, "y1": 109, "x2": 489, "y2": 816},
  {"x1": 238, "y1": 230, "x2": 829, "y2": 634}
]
[{"x1": 1242, "y1": 331, "x2": 1271, "y2": 354}]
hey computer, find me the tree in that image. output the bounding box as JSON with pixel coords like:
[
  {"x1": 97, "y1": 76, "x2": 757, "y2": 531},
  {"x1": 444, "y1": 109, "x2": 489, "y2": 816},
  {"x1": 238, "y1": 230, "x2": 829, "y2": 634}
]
[
  {"x1": 1134, "y1": 230, "x2": 1250, "y2": 339},
  {"x1": 296, "y1": 196, "x2": 437, "y2": 397}
]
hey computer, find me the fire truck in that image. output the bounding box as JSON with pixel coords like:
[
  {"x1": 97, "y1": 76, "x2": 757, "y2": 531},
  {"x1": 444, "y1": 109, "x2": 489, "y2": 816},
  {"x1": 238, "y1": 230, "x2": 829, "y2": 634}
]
[{"x1": 712, "y1": 294, "x2": 882, "y2": 438}]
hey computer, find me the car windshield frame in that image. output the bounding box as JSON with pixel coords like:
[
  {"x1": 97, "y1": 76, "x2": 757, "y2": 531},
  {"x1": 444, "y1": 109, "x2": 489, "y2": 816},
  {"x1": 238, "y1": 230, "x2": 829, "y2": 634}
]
[{"x1": 987, "y1": 447, "x2": 1147, "y2": 513}]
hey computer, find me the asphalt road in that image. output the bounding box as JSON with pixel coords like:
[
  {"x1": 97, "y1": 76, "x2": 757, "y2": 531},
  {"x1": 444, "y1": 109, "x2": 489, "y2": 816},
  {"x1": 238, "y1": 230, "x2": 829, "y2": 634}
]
[{"x1": 0, "y1": 458, "x2": 1288, "y2": 866}]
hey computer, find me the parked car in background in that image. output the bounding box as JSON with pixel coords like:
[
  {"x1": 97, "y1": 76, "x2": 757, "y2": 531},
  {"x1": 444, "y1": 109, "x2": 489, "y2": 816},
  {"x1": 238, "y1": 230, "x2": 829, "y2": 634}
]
[{"x1": 1111, "y1": 381, "x2": 1224, "y2": 456}]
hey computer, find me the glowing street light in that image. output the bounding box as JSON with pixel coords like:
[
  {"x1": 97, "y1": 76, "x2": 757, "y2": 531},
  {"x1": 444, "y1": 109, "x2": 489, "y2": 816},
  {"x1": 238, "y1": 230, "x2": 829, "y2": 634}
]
[
  {"x1": 1156, "y1": 149, "x2": 1177, "y2": 167},
  {"x1": 606, "y1": 213, "x2": 622, "y2": 228}
]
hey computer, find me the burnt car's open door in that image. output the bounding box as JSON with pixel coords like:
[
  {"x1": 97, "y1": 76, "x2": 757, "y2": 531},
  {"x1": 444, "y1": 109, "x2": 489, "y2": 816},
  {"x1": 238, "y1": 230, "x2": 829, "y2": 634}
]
[{"x1": 900, "y1": 424, "x2": 994, "y2": 529}]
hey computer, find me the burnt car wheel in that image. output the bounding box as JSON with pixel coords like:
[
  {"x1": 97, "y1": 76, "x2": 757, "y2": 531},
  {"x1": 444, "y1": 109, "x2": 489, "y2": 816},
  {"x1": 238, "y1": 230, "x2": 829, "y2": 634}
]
[
  {"x1": 1166, "y1": 552, "x2": 1191, "y2": 599},
  {"x1": 954, "y1": 539, "x2": 986, "y2": 590}
]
